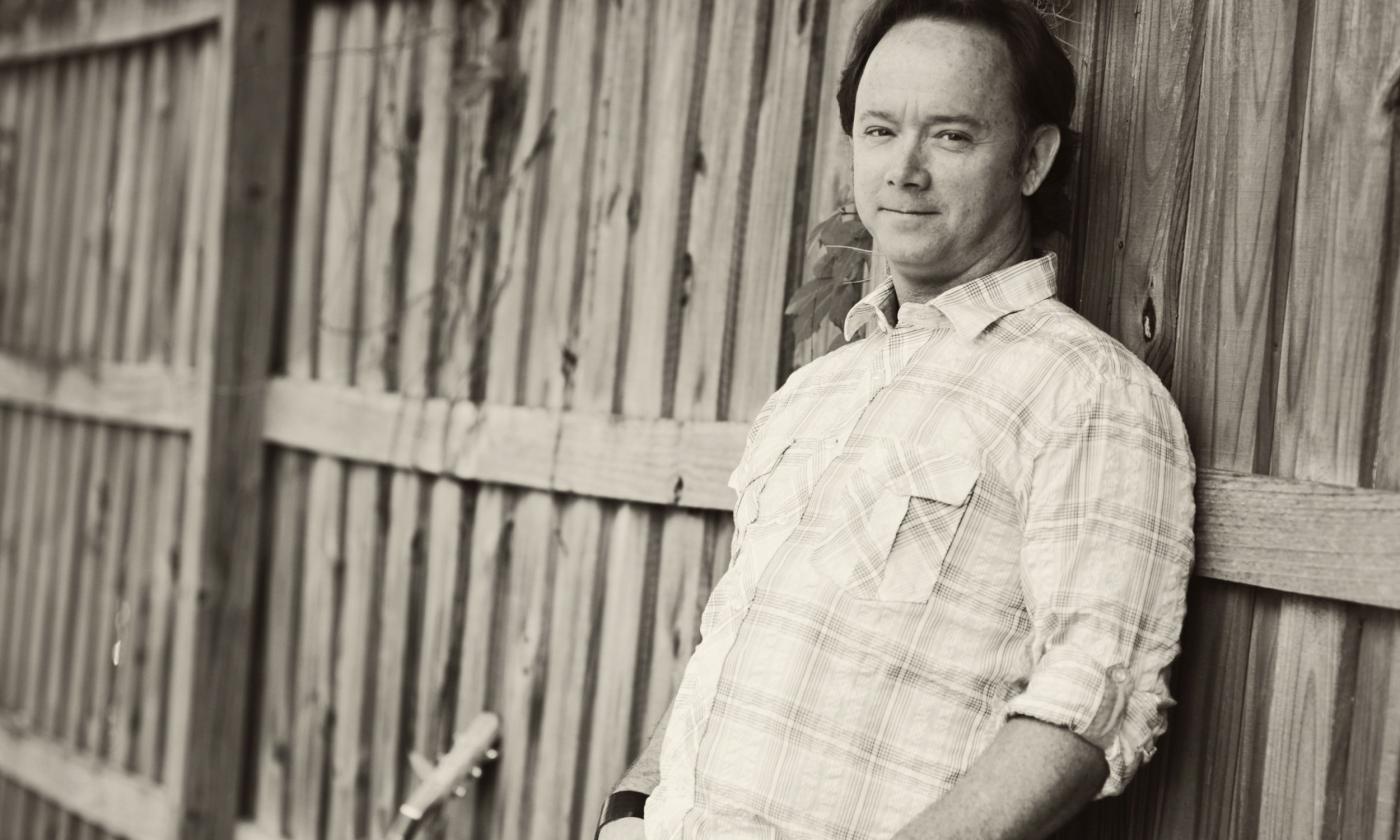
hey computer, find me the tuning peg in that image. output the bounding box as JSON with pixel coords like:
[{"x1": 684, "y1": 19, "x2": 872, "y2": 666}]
[
  {"x1": 485, "y1": 748, "x2": 499, "y2": 761},
  {"x1": 470, "y1": 765, "x2": 483, "y2": 779},
  {"x1": 409, "y1": 751, "x2": 434, "y2": 781},
  {"x1": 453, "y1": 785, "x2": 469, "y2": 798}
]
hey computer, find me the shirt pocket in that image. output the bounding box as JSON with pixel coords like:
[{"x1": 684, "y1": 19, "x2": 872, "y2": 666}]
[{"x1": 810, "y1": 440, "x2": 980, "y2": 603}]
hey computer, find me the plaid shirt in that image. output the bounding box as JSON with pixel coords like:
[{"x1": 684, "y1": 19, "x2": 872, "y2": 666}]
[{"x1": 645, "y1": 254, "x2": 1196, "y2": 840}]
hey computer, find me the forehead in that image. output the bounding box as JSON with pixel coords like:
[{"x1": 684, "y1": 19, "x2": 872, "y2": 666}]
[{"x1": 856, "y1": 17, "x2": 1017, "y2": 120}]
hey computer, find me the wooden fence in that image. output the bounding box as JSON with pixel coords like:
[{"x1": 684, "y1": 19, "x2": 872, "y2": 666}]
[{"x1": 0, "y1": 1, "x2": 1396, "y2": 840}]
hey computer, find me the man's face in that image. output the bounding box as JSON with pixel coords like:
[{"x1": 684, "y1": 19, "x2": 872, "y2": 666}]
[{"x1": 852, "y1": 17, "x2": 1030, "y2": 295}]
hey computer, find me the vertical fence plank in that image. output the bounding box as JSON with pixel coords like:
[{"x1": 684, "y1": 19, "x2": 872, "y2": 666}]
[
  {"x1": 527, "y1": 495, "x2": 602, "y2": 840},
  {"x1": 171, "y1": 36, "x2": 219, "y2": 369},
  {"x1": 100, "y1": 48, "x2": 148, "y2": 364},
  {"x1": 450, "y1": 482, "x2": 504, "y2": 838},
  {"x1": 122, "y1": 45, "x2": 169, "y2": 364},
  {"x1": 88, "y1": 428, "x2": 136, "y2": 759},
  {"x1": 284, "y1": 4, "x2": 343, "y2": 381},
  {"x1": 37, "y1": 60, "x2": 84, "y2": 361},
  {"x1": 16, "y1": 63, "x2": 55, "y2": 353},
  {"x1": 20, "y1": 418, "x2": 69, "y2": 729},
  {"x1": 370, "y1": 470, "x2": 422, "y2": 835},
  {"x1": 108, "y1": 429, "x2": 156, "y2": 771},
  {"x1": 0, "y1": 408, "x2": 29, "y2": 713},
  {"x1": 492, "y1": 490, "x2": 554, "y2": 840},
  {"x1": 290, "y1": 456, "x2": 343, "y2": 840},
  {"x1": 252, "y1": 449, "x2": 309, "y2": 838}
]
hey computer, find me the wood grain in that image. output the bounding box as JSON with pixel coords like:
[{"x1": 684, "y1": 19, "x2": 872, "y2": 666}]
[
  {"x1": 0, "y1": 716, "x2": 173, "y2": 839},
  {"x1": 161, "y1": 1, "x2": 293, "y2": 836},
  {"x1": 726, "y1": 0, "x2": 824, "y2": 420},
  {"x1": 0, "y1": 0, "x2": 219, "y2": 65},
  {"x1": 251, "y1": 449, "x2": 308, "y2": 838},
  {"x1": 283, "y1": 2, "x2": 342, "y2": 380}
]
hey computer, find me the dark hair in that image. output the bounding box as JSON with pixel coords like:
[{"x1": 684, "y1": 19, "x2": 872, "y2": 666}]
[{"x1": 836, "y1": 0, "x2": 1079, "y2": 236}]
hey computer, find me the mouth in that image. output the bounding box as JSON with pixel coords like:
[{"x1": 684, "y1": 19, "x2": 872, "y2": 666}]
[{"x1": 880, "y1": 208, "x2": 939, "y2": 216}]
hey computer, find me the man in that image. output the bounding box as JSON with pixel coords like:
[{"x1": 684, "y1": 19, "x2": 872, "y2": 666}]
[{"x1": 598, "y1": 1, "x2": 1195, "y2": 838}]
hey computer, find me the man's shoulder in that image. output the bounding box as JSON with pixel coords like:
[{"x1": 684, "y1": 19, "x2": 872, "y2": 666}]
[{"x1": 1008, "y1": 298, "x2": 1174, "y2": 403}]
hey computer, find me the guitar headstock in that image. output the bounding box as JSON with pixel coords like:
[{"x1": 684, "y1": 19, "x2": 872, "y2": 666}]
[{"x1": 386, "y1": 712, "x2": 501, "y2": 840}]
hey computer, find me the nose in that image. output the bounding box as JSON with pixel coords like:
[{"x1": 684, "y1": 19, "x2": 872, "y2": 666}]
[{"x1": 885, "y1": 137, "x2": 930, "y2": 191}]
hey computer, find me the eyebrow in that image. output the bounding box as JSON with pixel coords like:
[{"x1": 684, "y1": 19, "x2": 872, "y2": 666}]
[{"x1": 858, "y1": 108, "x2": 989, "y2": 131}]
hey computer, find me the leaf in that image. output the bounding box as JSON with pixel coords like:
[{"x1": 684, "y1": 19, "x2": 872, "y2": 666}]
[{"x1": 784, "y1": 277, "x2": 838, "y2": 317}]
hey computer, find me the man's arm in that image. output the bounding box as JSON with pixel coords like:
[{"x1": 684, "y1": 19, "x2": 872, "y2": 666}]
[
  {"x1": 597, "y1": 698, "x2": 673, "y2": 839},
  {"x1": 613, "y1": 697, "x2": 672, "y2": 794},
  {"x1": 893, "y1": 716, "x2": 1106, "y2": 840}
]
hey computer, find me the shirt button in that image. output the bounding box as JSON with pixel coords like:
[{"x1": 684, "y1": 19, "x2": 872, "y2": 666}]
[{"x1": 1108, "y1": 665, "x2": 1130, "y2": 685}]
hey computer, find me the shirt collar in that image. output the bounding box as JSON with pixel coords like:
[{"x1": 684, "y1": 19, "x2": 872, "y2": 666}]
[{"x1": 842, "y1": 252, "x2": 1059, "y2": 341}]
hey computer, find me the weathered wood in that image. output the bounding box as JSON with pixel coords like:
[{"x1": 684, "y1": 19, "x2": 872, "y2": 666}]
[
  {"x1": 251, "y1": 449, "x2": 307, "y2": 838},
  {"x1": 99, "y1": 48, "x2": 149, "y2": 363},
  {"x1": 143, "y1": 38, "x2": 196, "y2": 366},
  {"x1": 20, "y1": 418, "x2": 71, "y2": 729},
  {"x1": 327, "y1": 5, "x2": 398, "y2": 837},
  {"x1": 367, "y1": 469, "x2": 420, "y2": 835},
  {"x1": 107, "y1": 429, "x2": 156, "y2": 772},
  {"x1": 527, "y1": 496, "x2": 603, "y2": 840},
  {"x1": 161, "y1": 3, "x2": 293, "y2": 839},
  {"x1": 1256, "y1": 3, "x2": 1400, "y2": 838},
  {"x1": 0, "y1": 717, "x2": 174, "y2": 840},
  {"x1": 121, "y1": 44, "x2": 170, "y2": 364},
  {"x1": 397, "y1": 0, "x2": 454, "y2": 398},
  {"x1": 0, "y1": 0, "x2": 219, "y2": 66},
  {"x1": 0, "y1": 408, "x2": 27, "y2": 711},
  {"x1": 283, "y1": 2, "x2": 343, "y2": 380},
  {"x1": 37, "y1": 60, "x2": 84, "y2": 360},
  {"x1": 289, "y1": 456, "x2": 343, "y2": 840},
  {"x1": 328, "y1": 463, "x2": 384, "y2": 840},
  {"x1": 792, "y1": 0, "x2": 866, "y2": 370},
  {"x1": 413, "y1": 476, "x2": 465, "y2": 762},
  {"x1": 449, "y1": 484, "x2": 505, "y2": 840},
  {"x1": 726, "y1": 0, "x2": 825, "y2": 420},
  {"x1": 486, "y1": 490, "x2": 552, "y2": 840},
  {"x1": 86, "y1": 429, "x2": 136, "y2": 758},
  {"x1": 135, "y1": 436, "x2": 184, "y2": 778},
  {"x1": 1193, "y1": 470, "x2": 1400, "y2": 609},
  {"x1": 54, "y1": 55, "x2": 100, "y2": 360},
  {"x1": 171, "y1": 36, "x2": 220, "y2": 368},
  {"x1": 1075, "y1": 0, "x2": 1202, "y2": 382},
  {"x1": 16, "y1": 63, "x2": 55, "y2": 353},
  {"x1": 0, "y1": 68, "x2": 36, "y2": 347},
  {"x1": 39, "y1": 417, "x2": 93, "y2": 738},
  {"x1": 0, "y1": 351, "x2": 197, "y2": 430}
]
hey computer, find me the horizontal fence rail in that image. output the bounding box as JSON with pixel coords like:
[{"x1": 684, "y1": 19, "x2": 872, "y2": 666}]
[
  {"x1": 0, "y1": 715, "x2": 176, "y2": 838},
  {"x1": 0, "y1": 0, "x2": 221, "y2": 65}
]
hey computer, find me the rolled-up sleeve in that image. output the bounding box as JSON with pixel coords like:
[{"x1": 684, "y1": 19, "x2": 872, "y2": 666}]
[{"x1": 1006, "y1": 375, "x2": 1196, "y2": 797}]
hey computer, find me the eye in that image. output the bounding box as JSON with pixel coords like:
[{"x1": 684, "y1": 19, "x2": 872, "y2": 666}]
[
  {"x1": 933, "y1": 130, "x2": 972, "y2": 146},
  {"x1": 862, "y1": 125, "x2": 894, "y2": 138}
]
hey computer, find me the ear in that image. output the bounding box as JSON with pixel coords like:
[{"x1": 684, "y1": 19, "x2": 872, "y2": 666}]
[{"x1": 1020, "y1": 124, "x2": 1061, "y2": 196}]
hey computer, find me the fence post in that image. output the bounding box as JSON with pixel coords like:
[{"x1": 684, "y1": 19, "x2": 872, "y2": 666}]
[{"x1": 162, "y1": 1, "x2": 294, "y2": 838}]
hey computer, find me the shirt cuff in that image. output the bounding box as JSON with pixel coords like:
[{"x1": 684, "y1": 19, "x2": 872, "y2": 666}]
[{"x1": 1003, "y1": 645, "x2": 1168, "y2": 798}]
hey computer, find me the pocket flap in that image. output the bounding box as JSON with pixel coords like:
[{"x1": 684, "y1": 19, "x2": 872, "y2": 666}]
[
  {"x1": 862, "y1": 442, "x2": 979, "y2": 505},
  {"x1": 727, "y1": 436, "x2": 794, "y2": 494}
]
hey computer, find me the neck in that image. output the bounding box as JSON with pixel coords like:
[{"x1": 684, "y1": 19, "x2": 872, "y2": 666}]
[{"x1": 891, "y1": 217, "x2": 1034, "y2": 306}]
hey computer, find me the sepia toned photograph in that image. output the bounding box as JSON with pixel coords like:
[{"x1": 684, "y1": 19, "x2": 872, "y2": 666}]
[{"x1": 0, "y1": 0, "x2": 1395, "y2": 838}]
